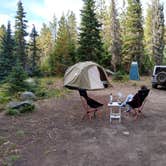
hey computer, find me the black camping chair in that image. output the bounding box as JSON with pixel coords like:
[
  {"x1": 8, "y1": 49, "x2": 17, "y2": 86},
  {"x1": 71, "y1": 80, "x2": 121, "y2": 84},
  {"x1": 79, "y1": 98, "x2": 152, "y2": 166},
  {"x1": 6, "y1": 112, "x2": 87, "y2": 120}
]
[
  {"x1": 78, "y1": 89, "x2": 103, "y2": 120},
  {"x1": 126, "y1": 89, "x2": 150, "y2": 119}
]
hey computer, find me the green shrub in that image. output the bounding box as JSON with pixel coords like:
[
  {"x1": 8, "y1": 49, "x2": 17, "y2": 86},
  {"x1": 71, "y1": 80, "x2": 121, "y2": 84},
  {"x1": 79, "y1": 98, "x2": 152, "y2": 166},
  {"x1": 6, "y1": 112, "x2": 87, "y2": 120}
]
[
  {"x1": 0, "y1": 136, "x2": 6, "y2": 146},
  {"x1": 19, "y1": 104, "x2": 35, "y2": 113},
  {"x1": 31, "y1": 77, "x2": 69, "y2": 99},
  {"x1": 0, "y1": 91, "x2": 11, "y2": 104},
  {"x1": 6, "y1": 104, "x2": 35, "y2": 116},
  {"x1": 7, "y1": 62, "x2": 28, "y2": 93},
  {"x1": 6, "y1": 108, "x2": 20, "y2": 115},
  {"x1": 22, "y1": 78, "x2": 47, "y2": 98},
  {"x1": 0, "y1": 104, "x2": 5, "y2": 112},
  {"x1": 0, "y1": 95, "x2": 11, "y2": 104},
  {"x1": 46, "y1": 80, "x2": 54, "y2": 85},
  {"x1": 0, "y1": 84, "x2": 11, "y2": 104},
  {"x1": 16, "y1": 130, "x2": 25, "y2": 137},
  {"x1": 112, "y1": 71, "x2": 129, "y2": 82},
  {"x1": 122, "y1": 74, "x2": 129, "y2": 82},
  {"x1": 8, "y1": 155, "x2": 20, "y2": 163},
  {"x1": 35, "y1": 88, "x2": 47, "y2": 98}
]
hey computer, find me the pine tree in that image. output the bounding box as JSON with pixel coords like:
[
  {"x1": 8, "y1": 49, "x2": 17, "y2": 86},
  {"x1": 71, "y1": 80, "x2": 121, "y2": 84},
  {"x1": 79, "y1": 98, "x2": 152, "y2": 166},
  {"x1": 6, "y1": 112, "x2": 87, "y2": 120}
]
[
  {"x1": 143, "y1": 3, "x2": 154, "y2": 71},
  {"x1": 29, "y1": 25, "x2": 40, "y2": 76},
  {"x1": 14, "y1": 0, "x2": 28, "y2": 70},
  {"x1": 122, "y1": 0, "x2": 144, "y2": 72},
  {"x1": 0, "y1": 21, "x2": 15, "y2": 81},
  {"x1": 67, "y1": 11, "x2": 77, "y2": 63},
  {"x1": 0, "y1": 25, "x2": 6, "y2": 53},
  {"x1": 110, "y1": 0, "x2": 121, "y2": 72},
  {"x1": 78, "y1": 0, "x2": 103, "y2": 63},
  {"x1": 37, "y1": 23, "x2": 53, "y2": 70},
  {"x1": 49, "y1": 14, "x2": 57, "y2": 42},
  {"x1": 49, "y1": 12, "x2": 77, "y2": 75},
  {"x1": 164, "y1": 27, "x2": 166, "y2": 64},
  {"x1": 0, "y1": 25, "x2": 6, "y2": 39},
  {"x1": 50, "y1": 14, "x2": 72, "y2": 74},
  {"x1": 7, "y1": 60, "x2": 27, "y2": 92},
  {"x1": 152, "y1": 0, "x2": 165, "y2": 65},
  {"x1": 96, "y1": 0, "x2": 112, "y2": 68}
]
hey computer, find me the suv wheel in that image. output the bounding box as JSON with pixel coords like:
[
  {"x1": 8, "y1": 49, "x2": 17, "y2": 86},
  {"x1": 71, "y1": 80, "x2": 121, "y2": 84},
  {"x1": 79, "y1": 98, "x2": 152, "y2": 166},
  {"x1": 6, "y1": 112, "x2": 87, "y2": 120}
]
[{"x1": 156, "y1": 72, "x2": 166, "y2": 84}]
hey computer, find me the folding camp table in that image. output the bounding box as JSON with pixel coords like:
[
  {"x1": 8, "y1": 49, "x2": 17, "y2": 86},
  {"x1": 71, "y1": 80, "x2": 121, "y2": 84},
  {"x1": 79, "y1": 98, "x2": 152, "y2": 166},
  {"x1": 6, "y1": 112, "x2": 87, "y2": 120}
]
[{"x1": 108, "y1": 102, "x2": 122, "y2": 123}]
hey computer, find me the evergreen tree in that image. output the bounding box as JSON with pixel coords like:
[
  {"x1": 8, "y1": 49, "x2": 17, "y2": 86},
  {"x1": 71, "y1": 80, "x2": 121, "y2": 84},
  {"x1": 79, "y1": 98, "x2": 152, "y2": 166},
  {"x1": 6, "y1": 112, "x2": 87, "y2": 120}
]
[
  {"x1": 0, "y1": 21, "x2": 15, "y2": 81},
  {"x1": 119, "y1": 2, "x2": 127, "y2": 53},
  {"x1": 122, "y1": 0, "x2": 144, "y2": 72},
  {"x1": 50, "y1": 14, "x2": 72, "y2": 74},
  {"x1": 0, "y1": 25, "x2": 6, "y2": 53},
  {"x1": 14, "y1": 0, "x2": 28, "y2": 70},
  {"x1": 78, "y1": 0, "x2": 103, "y2": 64},
  {"x1": 143, "y1": 3, "x2": 154, "y2": 71},
  {"x1": 7, "y1": 60, "x2": 27, "y2": 93},
  {"x1": 164, "y1": 27, "x2": 166, "y2": 64},
  {"x1": 48, "y1": 12, "x2": 78, "y2": 75},
  {"x1": 29, "y1": 24, "x2": 40, "y2": 76},
  {"x1": 0, "y1": 25, "x2": 6, "y2": 39},
  {"x1": 110, "y1": 0, "x2": 121, "y2": 72},
  {"x1": 96, "y1": 0, "x2": 112, "y2": 68},
  {"x1": 67, "y1": 11, "x2": 77, "y2": 63},
  {"x1": 152, "y1": 0, "x2": 165, "y2": 65},
  {"x1": 37, "y1": 23, "x2": 53, "y2": 72},
  {"x1": 49, "y1": 14, "x2": 57, "y2": 42}
]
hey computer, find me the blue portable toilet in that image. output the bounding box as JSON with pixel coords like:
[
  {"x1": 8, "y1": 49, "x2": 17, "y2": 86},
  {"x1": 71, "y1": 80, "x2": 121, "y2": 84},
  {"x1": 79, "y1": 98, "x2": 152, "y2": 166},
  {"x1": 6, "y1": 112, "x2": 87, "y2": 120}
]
[{"x1": 129, "y1": 61, "x2": 140, "y2": 80}]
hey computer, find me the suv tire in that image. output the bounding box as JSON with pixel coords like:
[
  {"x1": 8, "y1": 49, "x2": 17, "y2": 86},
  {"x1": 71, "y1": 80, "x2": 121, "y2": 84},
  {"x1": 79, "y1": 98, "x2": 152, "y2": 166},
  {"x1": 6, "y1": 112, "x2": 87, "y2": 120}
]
[{"x1": 156, "y1": 72, "x2": 166, "y2": 84}]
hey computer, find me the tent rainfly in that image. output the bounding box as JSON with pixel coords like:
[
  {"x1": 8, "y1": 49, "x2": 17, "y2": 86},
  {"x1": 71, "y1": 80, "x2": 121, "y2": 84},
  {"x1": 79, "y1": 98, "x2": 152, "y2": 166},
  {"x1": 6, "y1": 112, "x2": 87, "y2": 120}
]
[{"x1": 64, "y1": 61, "x2": 110, "y2": 90}]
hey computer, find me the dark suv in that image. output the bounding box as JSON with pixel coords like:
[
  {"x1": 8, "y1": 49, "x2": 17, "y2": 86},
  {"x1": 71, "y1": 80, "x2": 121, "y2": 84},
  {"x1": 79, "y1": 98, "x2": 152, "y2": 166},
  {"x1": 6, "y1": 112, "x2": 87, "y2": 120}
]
[{"x1": 152, "y1": 65, "x2": 166, "y2": 88}]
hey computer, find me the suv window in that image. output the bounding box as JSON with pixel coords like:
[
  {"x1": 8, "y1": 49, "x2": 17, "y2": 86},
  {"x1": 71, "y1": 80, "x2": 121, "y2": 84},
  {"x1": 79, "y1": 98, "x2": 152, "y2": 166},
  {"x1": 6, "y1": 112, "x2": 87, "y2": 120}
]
[{"x1": 155, "y1": 67, "x2": 166, "y2": 74}]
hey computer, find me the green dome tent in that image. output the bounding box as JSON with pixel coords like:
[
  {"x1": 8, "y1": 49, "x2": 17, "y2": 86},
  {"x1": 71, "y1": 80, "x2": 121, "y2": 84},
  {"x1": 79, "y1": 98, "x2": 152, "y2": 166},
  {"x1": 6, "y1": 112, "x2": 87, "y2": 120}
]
[{"x1": 64, "y1": 61, "x2": 110, "y2": 90}]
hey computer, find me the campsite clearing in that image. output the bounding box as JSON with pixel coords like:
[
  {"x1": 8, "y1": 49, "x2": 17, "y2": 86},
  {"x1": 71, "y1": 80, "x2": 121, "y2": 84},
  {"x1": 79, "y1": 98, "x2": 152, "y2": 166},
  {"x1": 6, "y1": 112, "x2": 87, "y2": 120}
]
[{"x1": 0, "y1": 77, "x2": 166, "y2": 166}]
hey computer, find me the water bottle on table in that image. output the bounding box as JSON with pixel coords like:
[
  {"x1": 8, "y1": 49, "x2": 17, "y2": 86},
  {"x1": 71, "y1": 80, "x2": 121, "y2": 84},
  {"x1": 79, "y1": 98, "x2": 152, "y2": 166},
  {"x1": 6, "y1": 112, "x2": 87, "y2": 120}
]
[{"x1": 109, "y1": 93, "x2": 113, "y2": 104}]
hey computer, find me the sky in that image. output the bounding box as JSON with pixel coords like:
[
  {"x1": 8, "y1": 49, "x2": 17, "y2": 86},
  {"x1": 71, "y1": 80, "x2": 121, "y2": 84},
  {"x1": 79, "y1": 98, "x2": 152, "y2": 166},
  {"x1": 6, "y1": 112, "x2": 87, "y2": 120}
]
[
  {"x1": 0, "y1": 0, "x2": 165, "y2": 33},
  {"x1": 0, "y1": 0, "x2": 83, "y2": 32}
]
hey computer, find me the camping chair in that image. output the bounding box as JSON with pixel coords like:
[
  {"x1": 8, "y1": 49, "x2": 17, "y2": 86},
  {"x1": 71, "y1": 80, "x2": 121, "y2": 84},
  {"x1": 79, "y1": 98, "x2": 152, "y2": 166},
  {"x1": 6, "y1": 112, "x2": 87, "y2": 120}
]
[
  {"x1": 78, "y1": 89, "x2": 104, "y2": 120},
  {"x1": 126, "y1": 89, "x2": 150, "y2": 119}
]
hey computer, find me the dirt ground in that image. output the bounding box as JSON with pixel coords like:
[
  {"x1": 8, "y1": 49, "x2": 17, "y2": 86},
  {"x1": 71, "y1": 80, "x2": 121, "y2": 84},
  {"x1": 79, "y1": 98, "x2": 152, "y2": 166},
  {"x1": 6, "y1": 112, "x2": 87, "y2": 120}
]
[{"x1": 0, "y1": 77, "x2": 166, "y2": 166}]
